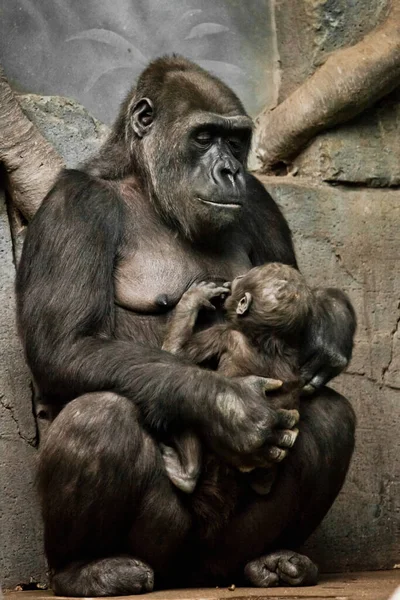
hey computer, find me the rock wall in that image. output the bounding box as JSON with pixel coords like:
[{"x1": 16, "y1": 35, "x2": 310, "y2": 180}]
[
  {"x1": 260, "y1": 0, "x2": 400, "y2": 572},
  {"x1": 0, "y1": 96, "x2": 108, "y2": 589},
  {"x1": 260, "y1": 178, "x2": 400, "y2": 572},
  {"x1": 0, "y1": 188, "x2": 45, "y2": 587}
]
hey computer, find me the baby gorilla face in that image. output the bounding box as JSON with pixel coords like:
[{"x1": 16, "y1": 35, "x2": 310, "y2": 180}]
[{"x1": 228, "y1": 263, "x2": 313, "y2": 334}]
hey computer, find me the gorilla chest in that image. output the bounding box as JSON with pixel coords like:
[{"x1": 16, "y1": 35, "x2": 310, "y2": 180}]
[{"x1": 115, "y1": 232, "x2": 251, "y2": 313}]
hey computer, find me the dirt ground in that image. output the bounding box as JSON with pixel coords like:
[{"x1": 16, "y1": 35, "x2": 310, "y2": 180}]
[{"x1": 4, "y1": 570, "x2": 400, "y2": 600}]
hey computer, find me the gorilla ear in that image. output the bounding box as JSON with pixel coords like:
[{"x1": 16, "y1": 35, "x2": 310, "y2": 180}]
[
  {"x1": 131, "y1": 98, "x2": 154, "y2": 138},
  {"x1": 236, "y1": 292, "x2": 252, "y2": 315}
]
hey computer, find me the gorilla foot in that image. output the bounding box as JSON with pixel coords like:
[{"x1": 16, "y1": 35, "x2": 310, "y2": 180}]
[
  {"x1": 244, "y1": 550, "x2": 318, "y2": 587},
  {"x1": 51, "y1": 556, "x2": 154, "y2": 596}
]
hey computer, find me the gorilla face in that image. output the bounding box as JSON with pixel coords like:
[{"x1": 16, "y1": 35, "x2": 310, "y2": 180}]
[
  {"x1": 188, "y1": 117, "x2": 251, "y2": 207},
  {"x1": 128, "y1": 58, "x2": 253, "y2": 241}
]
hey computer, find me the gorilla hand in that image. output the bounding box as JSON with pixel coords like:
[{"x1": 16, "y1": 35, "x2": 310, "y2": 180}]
[
  {"x1": 200, "y1": 375, "x2": 300, "y2": 468},
  {"x1": 301, "y1": 288, "x2": 356, "y2": 393}
]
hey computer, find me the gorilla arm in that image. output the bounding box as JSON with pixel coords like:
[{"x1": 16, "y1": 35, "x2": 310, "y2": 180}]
[
  {"x1": 16, "y1": 169, "x2": 294, "y2": 460},
  {"x1": 247, "y1": 175, "x2": 356, "y2": 389}
]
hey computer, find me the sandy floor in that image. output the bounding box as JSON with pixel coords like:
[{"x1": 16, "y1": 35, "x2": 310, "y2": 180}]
[{"x1": 4, "y1": 570, "x2": 400, "y2": 600}]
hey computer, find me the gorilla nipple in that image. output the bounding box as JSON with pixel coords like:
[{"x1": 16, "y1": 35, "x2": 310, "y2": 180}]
[{"x1": 155, "y1": 293, "x2": 173, "y2": 312}]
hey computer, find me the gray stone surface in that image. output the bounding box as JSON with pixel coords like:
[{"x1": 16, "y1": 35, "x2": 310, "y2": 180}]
[
  {"x1": 274, "y1": 0, "x2": 389, "y2": 102},
  {"x1": 18, "y1": 94, "x2": 109, "y2": 169},
  {"x1": 261, "y1": 176, "x2": 400, "y2": 572},
  {"x1": 9, "y1": 94, "x2": 110, "y2": 265},
  {"x1": 1, "y1": 95, "x2": 110, "y2": 588},
  {"x1": 0, "y1": 189, "x2": 46, "y2": 587},
  {"x1": 292, "y1": 87, "x2": 400, "y2": 186}
]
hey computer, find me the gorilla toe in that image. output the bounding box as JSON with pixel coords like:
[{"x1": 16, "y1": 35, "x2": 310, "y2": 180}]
[{"x1": 244, "y1": 550, "x2": 318, "y2": 588}]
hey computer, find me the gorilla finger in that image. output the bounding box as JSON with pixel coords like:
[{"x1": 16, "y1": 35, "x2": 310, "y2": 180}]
[
  {"x1": 239, "y1": 375, "x2": 280, "y2": 396},
  {"x1": 301, "y1": 383, "x2": 316, "y2": 396},
  {"x1": 300, "y1": 354, "x2": 325, "y2": 384},
  {"x1": 276, "y1": 409, "x2": 300, "y2": 429},
  {"x1": 238, "y1": 465, "x2": 255, "y2": 473},
  {"x1": 212, "y1": 286, "x2": 233, "y2": 297},
  {"x1": 200, "y1": 299, "x2": 216, "y2": 311},
  {"x1": 263, "y1": 378, "x2": 283, "y2": 393},
  {"x1": 266, "y1": 446, "x2": 288, "y2": 463},
  {"x1": 273, "y1": 427, "x2": 299, "y2": 449},
  {"x1": 223, "y1": 281, "x2": 232, "y2": 289},
  {"x1": 307, "y1": 368, "x2": 336, "y2": 390}
]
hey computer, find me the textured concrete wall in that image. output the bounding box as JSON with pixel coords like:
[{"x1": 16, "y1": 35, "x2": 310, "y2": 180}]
[
  {"x1": 260, "y1": 178, "x2": 400, "y2": 572},
  {"x1": 0, "y1": 189, "x2": 46, "y2": 587},
  {"x1": 263, "y1": 0, "x2": 400, "y2": 571},
  {"x1": 275, "y1": 0, "x2": 389, "y2": 101},
  {"x1": 0, "y1": 96, "x2": 108, "y2": 589}
]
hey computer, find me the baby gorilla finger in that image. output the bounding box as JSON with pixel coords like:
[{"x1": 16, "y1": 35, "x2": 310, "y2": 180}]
[{"x1": 199, "y1": 298, "x2": 216, "y2": 311}]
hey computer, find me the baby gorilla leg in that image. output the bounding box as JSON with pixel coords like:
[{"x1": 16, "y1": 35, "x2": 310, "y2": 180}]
[{"x1": 160, "y1": 431, "x2": 202, "y2": 493}]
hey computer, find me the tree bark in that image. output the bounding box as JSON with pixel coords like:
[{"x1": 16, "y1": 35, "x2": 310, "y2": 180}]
[
  {"x1": 0, "y1": 65, "x2": 64, "y2": 220},
  {"x1": 255, "y1": 0, "x2": 400, "y2": 172}
]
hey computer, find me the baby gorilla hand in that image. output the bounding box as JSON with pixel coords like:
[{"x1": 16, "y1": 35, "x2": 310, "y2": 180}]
[
  {"x1": 205, "y1": 375, "x2": 299, "y2": 468},
  {"x1": 181, "y1": 281, "x2": 230, "y2": 311}
]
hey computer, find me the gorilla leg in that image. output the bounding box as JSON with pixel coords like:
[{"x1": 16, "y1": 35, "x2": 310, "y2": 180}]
[
  {"x1": 39, "y1": 392, "x2": 191, "y2": 596},
  {"x1": 194, "y1": 388, "x2": 355, "y2": 586},
  {"x1": 243, "y1": 387, "x2": 356, "y2": 587}
]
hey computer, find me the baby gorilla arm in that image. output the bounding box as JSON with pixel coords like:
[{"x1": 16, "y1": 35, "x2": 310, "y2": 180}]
[
  {"x1": 162, "y1": 281, "x2": 230, "y2": 356},
  {"x1": 161, "y1": 281, "x2": 292, "y2": 494},
  {"x1": 161, "y1": 282, "x2": 230, "y2": 493}
]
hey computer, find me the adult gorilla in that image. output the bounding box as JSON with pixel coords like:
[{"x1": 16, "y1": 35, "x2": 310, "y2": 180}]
[{"x1": 16, "y1": 56, "x2": 356, "y2": 596}]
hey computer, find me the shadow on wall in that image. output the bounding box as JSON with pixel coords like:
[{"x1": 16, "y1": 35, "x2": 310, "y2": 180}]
[{"x1": 0, "y1": 0, "x2": 276, "y2": 123}]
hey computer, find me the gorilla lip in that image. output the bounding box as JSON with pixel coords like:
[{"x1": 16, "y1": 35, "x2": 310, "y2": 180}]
[{"x1": 197, "y1": 197, "x2": 242, "y2": 209}]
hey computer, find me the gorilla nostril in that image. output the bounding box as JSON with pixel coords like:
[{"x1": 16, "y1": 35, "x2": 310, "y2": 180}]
[{"x1": 220, "y1": 166, "x2": 239, "y2": 184}]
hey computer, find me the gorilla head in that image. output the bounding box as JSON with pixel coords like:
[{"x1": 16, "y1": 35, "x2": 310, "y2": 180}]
[{"x1": 93, "y1": 56, "x2": 253, "y2": 240}]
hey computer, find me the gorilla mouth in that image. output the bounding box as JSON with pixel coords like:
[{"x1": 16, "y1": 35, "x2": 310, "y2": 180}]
[{"x1": 197, "y1": 197, "x2": 242, "y2": 209}]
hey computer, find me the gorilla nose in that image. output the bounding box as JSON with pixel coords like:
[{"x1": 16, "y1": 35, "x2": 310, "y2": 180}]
[{"x1": 213, "y1": 160, "x2": 242, "y2": 189}]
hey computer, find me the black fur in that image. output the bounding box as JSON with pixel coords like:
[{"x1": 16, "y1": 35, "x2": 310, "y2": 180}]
[{"x1": 16, "y1": 56, "x2": 356, "y2": 596}]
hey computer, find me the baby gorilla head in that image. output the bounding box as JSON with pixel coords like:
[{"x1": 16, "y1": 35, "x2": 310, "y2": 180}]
[{"x1": 225, "y1": 263, "x2": 313, "y2": 337}]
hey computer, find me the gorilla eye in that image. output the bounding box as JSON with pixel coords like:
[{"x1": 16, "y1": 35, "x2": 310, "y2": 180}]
[
  {"x1": 194, "y1": 131, "x2": 212, "y2": 148},
  {"x1": 227, "y1": 137, "x2": 244, "y2": 156}
]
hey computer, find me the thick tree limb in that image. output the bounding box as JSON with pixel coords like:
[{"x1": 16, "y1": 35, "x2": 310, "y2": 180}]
[
  {"x1": 255, "y1": 0, "x2": 400, "y2": 172},
  {"x1": 0, "y1": 65, "x2": 64, "y2": 220}
]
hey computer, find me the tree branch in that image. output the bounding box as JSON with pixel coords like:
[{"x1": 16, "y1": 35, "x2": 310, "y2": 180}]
[
  {"x1": 255, "y1": 0, "x2": 400, "y2": 172},
  {"x1": 0, "y1": 65, "x2": 64, "y2": 220}
]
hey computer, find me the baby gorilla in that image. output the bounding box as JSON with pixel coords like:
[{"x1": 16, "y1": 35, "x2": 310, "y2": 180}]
[{"x1": 161, "y1": 262, "x2": 314, "y2": 495}]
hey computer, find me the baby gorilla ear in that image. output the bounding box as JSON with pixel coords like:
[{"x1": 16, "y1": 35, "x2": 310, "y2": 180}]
[
  {"x1": 131, "y1": 98, "x2": 154, "y2": 138},
  {"x1": 236, "y1": 292, "x2": 252, "y2": 315}
]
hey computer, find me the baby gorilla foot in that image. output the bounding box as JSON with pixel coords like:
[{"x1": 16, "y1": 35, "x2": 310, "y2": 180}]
[{"x1": 244, "y1": 550, "x2": 318, "y2": 587}]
